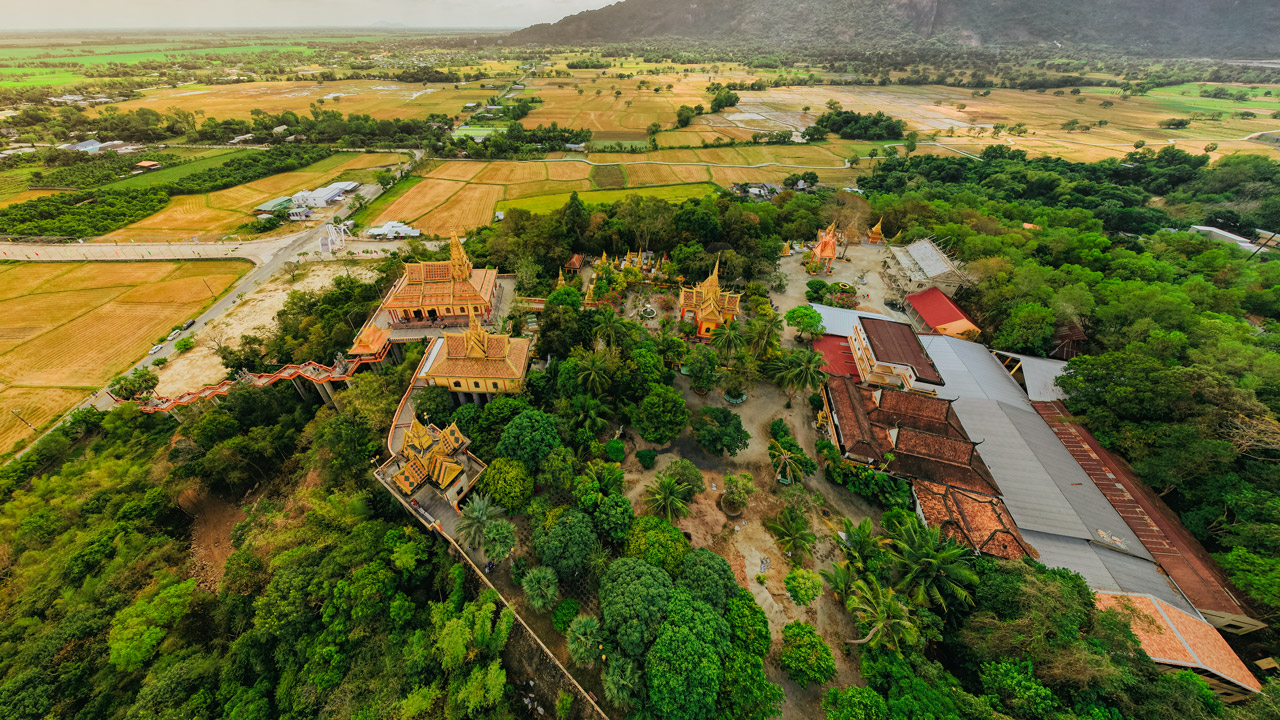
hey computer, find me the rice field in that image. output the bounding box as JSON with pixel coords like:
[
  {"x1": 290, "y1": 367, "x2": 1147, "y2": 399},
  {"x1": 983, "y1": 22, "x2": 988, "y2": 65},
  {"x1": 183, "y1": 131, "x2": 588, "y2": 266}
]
[
  {"x1": 424, "y1": 184, "x2": 505, "y2": 234},
  {"x1": 0, "y1": 260, "x2": 250, "y2": 450},
  {"x1": 497, "y1": 184, "x2": 720, "y2": 214}
]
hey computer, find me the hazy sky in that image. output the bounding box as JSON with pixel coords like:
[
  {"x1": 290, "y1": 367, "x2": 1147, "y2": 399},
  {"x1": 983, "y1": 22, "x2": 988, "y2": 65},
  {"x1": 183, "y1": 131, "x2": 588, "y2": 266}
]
[{"x1": 5, "y1": 0, "x2": 615, "y2": 31}]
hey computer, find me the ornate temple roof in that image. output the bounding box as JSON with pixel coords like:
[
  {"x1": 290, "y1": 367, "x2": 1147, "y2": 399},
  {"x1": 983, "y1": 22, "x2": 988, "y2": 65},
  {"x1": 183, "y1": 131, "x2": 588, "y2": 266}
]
[
  {"x1": 425, "y1": 310, "x2": 532, "y2": 381},
  {"x1": 392, "y1": 419, "x2": 484, "y2": 495},
  {"x1": 383, "y1": 235, "x2": 497, "y2": 310},
  {"x1": 678, "y1": 257, "x2": 741, "y2": 320}
]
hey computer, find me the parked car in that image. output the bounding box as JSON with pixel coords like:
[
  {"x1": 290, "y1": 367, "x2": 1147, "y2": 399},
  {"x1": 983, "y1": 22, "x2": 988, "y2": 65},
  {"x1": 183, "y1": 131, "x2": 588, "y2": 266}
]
[
  {"x1": 148, "y1": 344, "x2": 164, "y2": 355},
  {"x1": 181, "y1": 319, "x2": 195, "y2": 330},
  {"x1": 167, "y1": 330, "x2": 181, "y2": 341}
]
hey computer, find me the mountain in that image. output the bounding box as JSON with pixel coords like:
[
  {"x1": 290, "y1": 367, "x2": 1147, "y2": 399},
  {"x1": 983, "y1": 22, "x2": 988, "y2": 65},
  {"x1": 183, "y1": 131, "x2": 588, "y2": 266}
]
[{"x1": 510, "y1": 0, "x2": 1280, "y2": 55}]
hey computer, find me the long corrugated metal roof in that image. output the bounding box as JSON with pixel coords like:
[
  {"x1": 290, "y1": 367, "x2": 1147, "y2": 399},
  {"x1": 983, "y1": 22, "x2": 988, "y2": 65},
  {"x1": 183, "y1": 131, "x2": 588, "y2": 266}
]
[
  {"x1": 997, "y1": 351, "x2": 1069, "y2": 402},
  {"x1": 921, "y1": 335, "x2": 1030, "y2": 408},
  {"x1": 1020, "y1": 530, "x2": 1195, "y2": 614}
]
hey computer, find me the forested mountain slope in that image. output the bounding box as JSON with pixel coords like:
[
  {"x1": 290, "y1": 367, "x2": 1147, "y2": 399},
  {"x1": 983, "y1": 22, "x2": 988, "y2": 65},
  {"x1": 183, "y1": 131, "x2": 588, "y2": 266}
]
[{"x1": 512, "y1": 0, "x2": 1280, "y2": 55}]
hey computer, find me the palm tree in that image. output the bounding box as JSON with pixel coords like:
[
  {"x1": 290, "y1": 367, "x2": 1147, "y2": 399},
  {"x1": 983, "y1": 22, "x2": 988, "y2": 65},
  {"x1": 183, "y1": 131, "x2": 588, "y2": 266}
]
[
  {"x1": 844, "y1": 576, "x2": 920, "y2": 654},
  {"x1": 570, "y1": 394, "x2": 612, "y2": 437},
  {"x1": 748, "y1": 312, "x2": 784, "y2": 356},
  {"x1": 577, "y1": 351, "x2": 613, "y2": 396},
  {"x1": 644, "y1": 475, "x2": 690, "y2": 523},
  {"x1": 765, "y1": 505, "x2": 817, "y2": 564},
  {"x1": 709, "y1": 319, "x2": 746, "y2": 361},
  {"x1": 834, "y1": 517, "x2": 891, "y2": 572},
  {"x1": 594, "y1": 308, "x2": 626, "y2": 347},
  {"x1": 603, "y1": 657, "x2": 643, "y2": 713},
  {"x1": 583, "y1": 459, "x2": 625, "y2": 495},
  {"x1": 455, "y1": 493, "x2": 505, "y2": 549},
  {"x1": 771, "y1": 349, "x2": 829, "y2": 397},
  {"x1": 566, "y1": 615, "x2": 603, "y2": 669},
  {"x1": 820, "y1": 561, "x2": 858, "y2": 604},
  {"x1": 886, "y1": 518, "x2": 979, "y2": 614},
  {"x1": 522, "y1": 566, "x2": 560, "y2": 612},
  {"x1": 769, "y1": 439, "x2": 806, "y2": 485}
]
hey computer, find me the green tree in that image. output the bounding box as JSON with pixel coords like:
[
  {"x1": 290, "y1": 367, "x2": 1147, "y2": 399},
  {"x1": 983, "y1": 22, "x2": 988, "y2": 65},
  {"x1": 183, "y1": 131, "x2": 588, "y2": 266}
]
[
  {"x1": 784, "y1": 305, "x2": 826, "y2": 341},
  {"x1": 522, "y1": 566, "x2": 560, "y2": 611},
  {"x1": 625, "y1": 515, "x2": 690, "y2": 577},
  {"x1": 765, "y1": 505, "x2": 817, "y2": 564},
  {"x1": 709, "y1": 319, "x2": 746, "y2": 360},
  {"x1": 645, "y1": 475, "x2": 691, "y2": 523},
  {"x1": 886, "y1": 517, "x2": 978, "y2": 613},
  {"x1": 725, "y1": 588, "x2": 771, "y2": 657},
  {"x1": 769, "y1": 348, "x2": 829, "y2": 397},
  {"x1": 635, "y1": 384, "x2": 690, "y2": 443},
  {"x1": 686, "y1": 343, "x2": 723, "y2": 393},
  {"x1": 845, "y1": 576, "x2": 919, "y2": 653},
  {"x1": 717, "y1": 649, "x2": 786, "y2": 720},
  {"x1": 535, "y1": 508, "x2": 599, "y2": 580},
  {"x1": 785, "y1": 568, "x2": 823, "y2": 606},
  {"x1": 413, "y1": 385, "x2": 457, "y2": 426},
  {"x1": 456, "y1": 492, "x2": 505, "y2": 549},
  {"x1": 593, "y1": 493, "x2": 635, "y2": 544},
  {"x1": 108, "y1": 578, "x2": 197, "y2": 671},
  {"x1": 677, "y1": 547, "x2": 738, "y2": 611},
  {"x1": 108, "y1": 366, "x2": 160, "y2": 400},
  {"x1": 567, "y1": 614, "x2": 603, "y2": 668},
  {"x1": 600, "y1": 556, "x2": 675, "y2": 657},
  {"x1": 690, "y1": 406, "x2": 751, "y2": 456},
  {"x1": 483, "y1": 519, "x2": 516, "y2": 561},
  {"x1": 477, "y1": 458, "x2": 533, "y2": 510},
  {"x1": 822, "y1": 686, "x2": 888, "y2": 720},
  {"x1": 993, "y1": 302, "x2": 1056, "y2": 356},
  {"x1": 778, "y1": 621, "x2": 837, "y2": 686},
  {"x1": 496, "y1": 409, "x2": 562, "y2": 471}
]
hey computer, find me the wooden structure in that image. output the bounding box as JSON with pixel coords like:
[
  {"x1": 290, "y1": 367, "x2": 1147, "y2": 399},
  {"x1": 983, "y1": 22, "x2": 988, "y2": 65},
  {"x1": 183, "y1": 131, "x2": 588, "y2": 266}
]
[
  {"x1": 382, "y1": 235, "x2": 497, "y2": 327},
  {"x1": 419, "y1": 310, "x2": 532, "y2": 404},
  {"x1": 677, "y1": 258, "x2": 741, "y2": 338},
  {"x1": 886, "y1": 237, "x2": 966, "y2": 297}
]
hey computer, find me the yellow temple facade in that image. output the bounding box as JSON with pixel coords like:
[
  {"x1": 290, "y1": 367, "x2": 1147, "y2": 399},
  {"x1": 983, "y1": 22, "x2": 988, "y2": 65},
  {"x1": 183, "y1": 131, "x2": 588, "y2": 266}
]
[
  {"x1": 420, "y1": 310, "x2": 533, "y2": 402},
  {"x1": 678, "y1": 258, "x2": 742, "y2": 338},
  {"x1": 382, "y1": 236, "x2": 498, "y2": 326},
  {"x1": 389, "y1": 419, "x2": 486, "y2": 509}
]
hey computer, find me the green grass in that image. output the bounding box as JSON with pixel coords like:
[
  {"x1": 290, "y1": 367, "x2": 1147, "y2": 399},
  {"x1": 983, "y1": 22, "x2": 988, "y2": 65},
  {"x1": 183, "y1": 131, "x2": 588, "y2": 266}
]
[
  {"x1": 0, "y1": 69, "x2": 89, "y2": 88},
  {"x1": 497, "y1": 183, "x2": 719, "y2": 214},
  {"x1": 100, "y1": 150, "x2": 251, "y2": 190},
  {"x1": 0, "y1": 44, "x2": 313, "y2": 66},
  {"x1": 347, "y1": 175, "x2": 423, "y2": 227}
]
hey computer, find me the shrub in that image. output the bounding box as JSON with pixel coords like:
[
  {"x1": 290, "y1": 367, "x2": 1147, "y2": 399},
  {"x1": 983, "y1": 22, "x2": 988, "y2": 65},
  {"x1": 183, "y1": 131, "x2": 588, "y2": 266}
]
[
  {"x1": 808, "y1": 393, "x2": 824, "y2": 413},
  {"x1": 151, "y1": 357, "x2": 168, "y2": 367},
  {"x1": 779, "y1": 621, "x2": 837, "y2": 686},
  {"x1": 636, "y1": 449, "x2": 658, "y2": 468},
  {"x1": 552, "y1": 598, "x2": 581, "y2": 634},
  {"x1": 822, "y1": 686, "x2": 888, "y2": 720},
  {"x1": 511, "y1": 555, "x2": 529, "y2": 585},
  {"x1": 769, "y1": 418, "x2": 792, "y2": 440},
  {"x1": 522, "y1": 566, "x2": 559, "y2": 611},
  {"x1": 174, "y1": 337, "x2": 195, "y2": 353},
  {"x1": 556, "y1": 690, "x2": 574, "y2": 720},
  {"x1": 785, "y1": 568, "x2": 823, "y2": 606},
  {"x1": 604, "y1": 438, "x2": 626, "y2": 462}
]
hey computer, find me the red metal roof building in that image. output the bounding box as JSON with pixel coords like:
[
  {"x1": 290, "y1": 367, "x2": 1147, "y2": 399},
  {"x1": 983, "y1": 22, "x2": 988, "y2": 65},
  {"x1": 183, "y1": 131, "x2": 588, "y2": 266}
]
[{"x1": 905, "y1": 287, "x2": 980, "y2": 339}]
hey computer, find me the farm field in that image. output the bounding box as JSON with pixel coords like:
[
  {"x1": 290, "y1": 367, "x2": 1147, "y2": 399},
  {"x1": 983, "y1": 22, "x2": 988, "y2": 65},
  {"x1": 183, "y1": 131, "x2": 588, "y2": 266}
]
[
  {"x1": 101, "y1": 149, "x2": 254, "y2": 190},
  {"x1": 497, "y1": 183, "x2": 719, "y2": 214},
  {"x1": 103, "y1": 152, "x2": 403, "y2": 241},
  {"x1": 0, "y1": 260, "x2": 250, "y2": 451},
  {"x1": 99, "y1": 80, "x2": 494, "y2": 121}
]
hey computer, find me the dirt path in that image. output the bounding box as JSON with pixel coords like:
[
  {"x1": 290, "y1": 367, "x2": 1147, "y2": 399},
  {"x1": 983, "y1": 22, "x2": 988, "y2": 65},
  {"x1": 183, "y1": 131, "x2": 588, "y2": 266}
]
[{"x1": 180, "y1": 488, "x2": 246, "y2": 590}]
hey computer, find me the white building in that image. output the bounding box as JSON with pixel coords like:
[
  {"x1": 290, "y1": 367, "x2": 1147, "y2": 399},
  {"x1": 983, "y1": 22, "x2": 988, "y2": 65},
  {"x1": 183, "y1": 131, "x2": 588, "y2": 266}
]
[{"x1": 368, "y1": 221, "x2": 421, "y2": 238}]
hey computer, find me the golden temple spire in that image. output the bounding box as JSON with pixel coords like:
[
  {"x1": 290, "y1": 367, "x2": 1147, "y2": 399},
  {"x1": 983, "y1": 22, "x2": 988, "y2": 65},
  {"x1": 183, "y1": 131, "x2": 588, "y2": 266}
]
[
  {"x1": 463, "y1": 307, "x2": 489, "y2": 358},
  {"x1": 555, "y1": 268, "x2": 566, "y2": 290},
  {"x1": 449, "y1": 234, "x2": 472, "y2": 281}
]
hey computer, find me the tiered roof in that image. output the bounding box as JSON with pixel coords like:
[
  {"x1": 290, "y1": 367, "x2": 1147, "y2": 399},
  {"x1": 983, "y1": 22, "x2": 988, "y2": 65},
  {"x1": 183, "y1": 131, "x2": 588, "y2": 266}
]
[
  {"x1": 392, "y1": 419, "x2": 485, "y2": 495},
  {"x1": 678, "y1": 258, "x2": 741, "y2": 322},
  {"x1": 425, "y1": 310, "x2": 532, "y2": 382},
  {"x1": 815, "y1": 222, "x2": 840, "y2": 260},
  {"x1": 383, "y1": 235, "x2": 497, "y2": 312}
]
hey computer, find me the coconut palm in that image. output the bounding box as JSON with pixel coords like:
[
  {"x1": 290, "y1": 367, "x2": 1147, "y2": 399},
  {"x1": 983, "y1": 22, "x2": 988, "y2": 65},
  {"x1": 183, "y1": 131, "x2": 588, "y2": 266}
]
[
  {"x1": 570, "y1": 394, "x2": 612, "y2": 437},
  {"x1": 566, "y1": 615, "x2": 603, "y2": 669},
  {"x1": 765, "y1": 505, "x2": 817, "y2": 564},
  {"x1": 769, "y1": 439, "x2": 807, "y2": 485},
  {"x1": 522, "y1": 566, "x2": 560, "y2": 611},
  {"x1": 886, "y1": 518, "x2": 979, "y2": 613},
  {"x1": 577, "y1": 351, "x2": 613, "y2": 396},
  {"x1": 594, "y1": 308, "x2": 626, "y2": 347},
  {"x1": 583, "y1": 459, "x2": 625, "y2": 495},
  {"x1": 820, "y1": 561, "x2": 859, "y2": 604},
  {"x1": 770, "y1": 349, "x2": 829, "y2": 397},
  {"x1": 844, "y1": 576, "x2": 920, "y2": 654},
  {"x1": 835, "y1": 517, "x2": 892, "y2": 572},
  {"x1": 644, "y1": 475, "x2": 691, "y2": 523},
  {"x1": 748, "y1": 312, "x2": 784, "y2": 356},
  {"x1": 455, "y1": 492, "x2": 505, "y2": 549},
  {"x1": 709, "y1": 319, "x2": 746, "y2": 361},
  {"x1": 603, "y1": 657, "x2": 643, "y2": 712}
]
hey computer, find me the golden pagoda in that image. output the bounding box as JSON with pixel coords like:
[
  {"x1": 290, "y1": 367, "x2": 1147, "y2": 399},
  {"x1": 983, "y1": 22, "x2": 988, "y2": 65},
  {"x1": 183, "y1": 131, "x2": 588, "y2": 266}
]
[
  {"x1": 389, "y1": 419, "x2": 486, "y2": 510},
  {"x1": 678, "y1": 257, "x2": 742, "y2": 338},
  {"x1": 381, "y1": 235, "x2": 497, "y2": 326},
  {"x1": 866, "y1": 218, "x2": 885, "y2": 245},
  {"x1": 420, "y1": 309, "x2": 533, "y2": 397}
]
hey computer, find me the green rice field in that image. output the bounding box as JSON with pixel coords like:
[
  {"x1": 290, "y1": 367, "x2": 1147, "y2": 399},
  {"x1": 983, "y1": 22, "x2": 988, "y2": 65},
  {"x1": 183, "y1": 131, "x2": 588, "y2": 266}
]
[
  {"x1": 497, "y1": 183, "x2": 719, "y2": 213},
  {"x1": 100, "y1": 149, "x2": 254, "y2": 190}
]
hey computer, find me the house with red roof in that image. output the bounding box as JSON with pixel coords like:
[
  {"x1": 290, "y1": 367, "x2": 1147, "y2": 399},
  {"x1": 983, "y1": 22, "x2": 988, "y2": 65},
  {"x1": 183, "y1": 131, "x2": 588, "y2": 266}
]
[{"x1": 905, "y1": 287, "x2": 980, "y2": 339}]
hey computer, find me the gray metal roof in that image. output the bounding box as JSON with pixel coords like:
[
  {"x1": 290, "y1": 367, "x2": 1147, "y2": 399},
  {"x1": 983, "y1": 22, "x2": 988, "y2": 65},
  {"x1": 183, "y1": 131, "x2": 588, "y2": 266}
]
[
  {"x1": 920, "y1": 335, "x2": 1031, "y2": 409},
  {"x1": 1020, "y1": 530, "x2": 1196, "y2": 615},
  {"x1": 810, "y1": 304, "x2": 887, "y2": 338},
  {"x1": 996, "y1": 351, "x2": 1068, "y2": 401}
]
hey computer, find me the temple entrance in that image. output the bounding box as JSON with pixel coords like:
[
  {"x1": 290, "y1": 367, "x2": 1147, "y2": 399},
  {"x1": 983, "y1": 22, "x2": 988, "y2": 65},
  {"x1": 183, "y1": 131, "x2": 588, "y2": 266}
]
[
  {"x1": 412, "y1": 309, "x2": 424, "y2": 321},
  {"x1": 427, "y1": 309, "x2": 438, "y2": 319}
]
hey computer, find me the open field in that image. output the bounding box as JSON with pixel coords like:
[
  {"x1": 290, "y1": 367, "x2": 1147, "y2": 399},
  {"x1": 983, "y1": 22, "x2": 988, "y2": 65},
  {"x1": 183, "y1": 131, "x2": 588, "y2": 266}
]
[
  {"x1": 0, "y1": 260, "x2": 250, "y2": 450},
  {"x1": 425, "y1": 184, "x2": 505, "y2": 234},
  {"x1": 103, "y1": 152, "x2": 403, "y2": 241},
  {"x1": 102, "y1": 149, "x2": 254, "y2": 190},
  {"x1": 0, "y1": 189, "x2": 62, "y2": 209},
  {"x1": 99, "y1": 80, "x2": 494, "y2": 121},
  {"x1": 497, "y1": 183, "x2": 719, "y2": 214},
  {"x1": 371, "y1": 178, "x2": 466, "y2": 228}
]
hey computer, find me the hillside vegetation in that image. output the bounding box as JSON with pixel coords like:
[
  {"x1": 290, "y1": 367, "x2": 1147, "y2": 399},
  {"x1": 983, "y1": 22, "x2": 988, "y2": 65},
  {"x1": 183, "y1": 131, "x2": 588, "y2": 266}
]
[{"x1": 512, "y1": 0, "x2": 1280, "y2": 54}]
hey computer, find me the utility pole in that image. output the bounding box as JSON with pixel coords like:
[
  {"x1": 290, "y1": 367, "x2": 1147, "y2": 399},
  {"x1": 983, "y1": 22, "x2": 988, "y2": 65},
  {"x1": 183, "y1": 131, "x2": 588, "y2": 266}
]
[{"x1": 11, "y1": 409, "x2": 35, "y2": 432}]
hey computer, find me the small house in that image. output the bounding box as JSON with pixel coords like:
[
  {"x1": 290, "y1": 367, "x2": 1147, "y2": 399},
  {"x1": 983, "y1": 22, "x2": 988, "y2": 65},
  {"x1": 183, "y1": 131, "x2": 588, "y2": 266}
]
[
  {"x1": 287, "y1": 207, "x2": 312, "y2": 222},
  {"x1": 254, "y1": 197, "x2": 293, "y2": 213},
  {"x1": 272, "y1": 125, "x2": 289, "y2": 135},
  {"x1": 135, "y1": 160, "x2": 163, "y2": 171},
  {"x1": 368, "y1": 221, "x2": 421, "y2": 239}
]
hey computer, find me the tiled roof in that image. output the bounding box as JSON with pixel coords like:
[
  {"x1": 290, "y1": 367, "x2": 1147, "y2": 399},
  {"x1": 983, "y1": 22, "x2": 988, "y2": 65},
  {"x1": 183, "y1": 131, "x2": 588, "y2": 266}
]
[
  {"x1": 564, "y1": 253, "x2": 583, "y2": 270},
  {"x1": 1094, "y1": 592, "x2": 1260, "y2": 694},
  {"x1": 813, "y1": 334, "x2": 860, "y2": 377},
  {"x1": 914, "y1": 479, "x2": 1033, "y2": 560},
  {"x1": 426, "y1": 318, "x2": 532, "y2": 382},
  {"x1": 860, "y1": 317, "x2": 943, "y2": 383}
]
